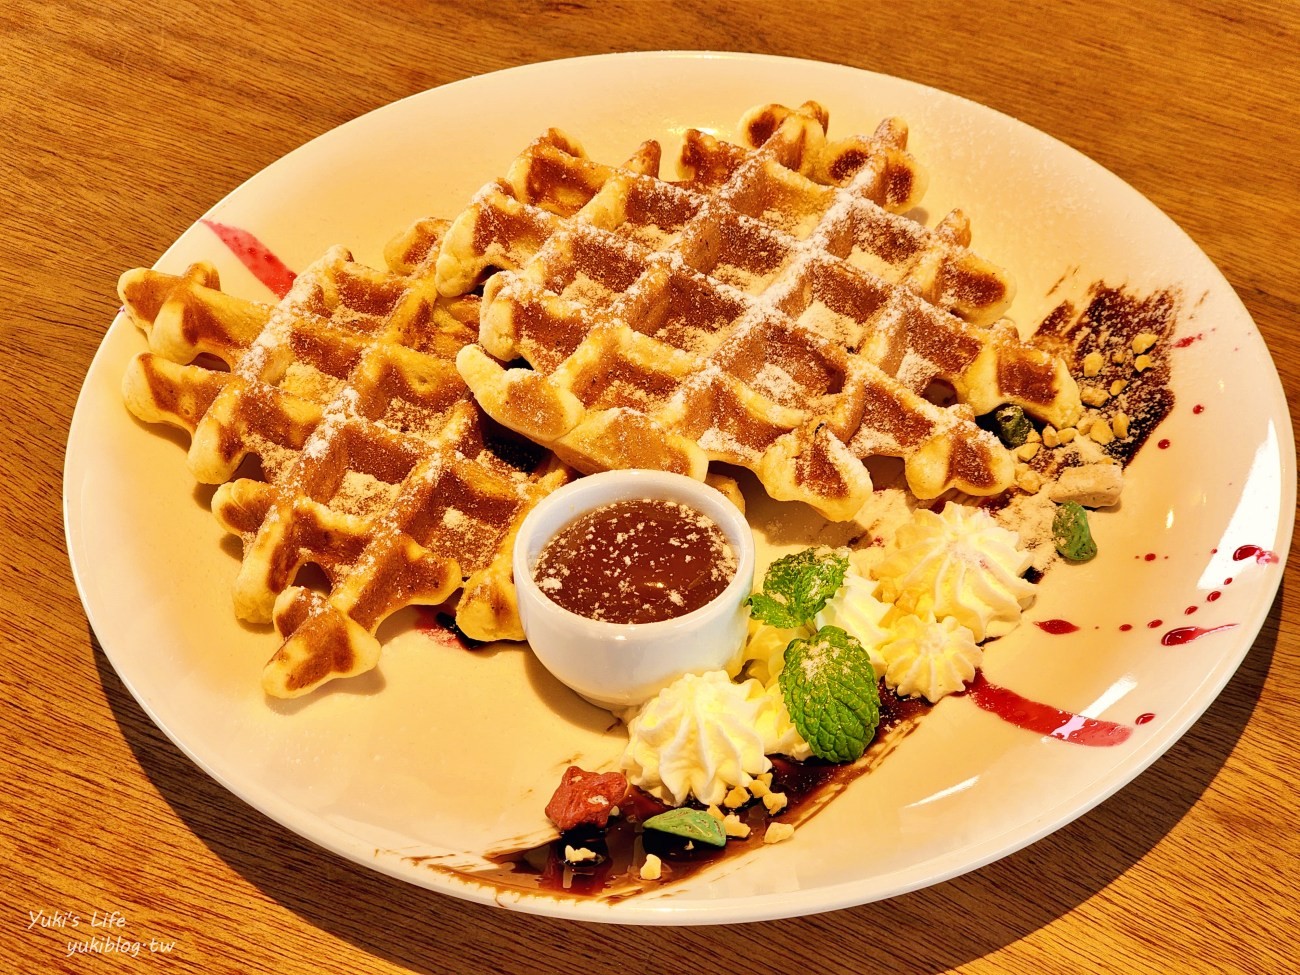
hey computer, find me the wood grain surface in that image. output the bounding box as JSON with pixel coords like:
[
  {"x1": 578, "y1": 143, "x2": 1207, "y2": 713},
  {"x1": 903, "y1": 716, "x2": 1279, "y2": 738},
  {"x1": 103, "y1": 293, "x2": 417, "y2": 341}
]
[{"x1": 3, "y1": 1, "x2": 1296, "y2": 972}]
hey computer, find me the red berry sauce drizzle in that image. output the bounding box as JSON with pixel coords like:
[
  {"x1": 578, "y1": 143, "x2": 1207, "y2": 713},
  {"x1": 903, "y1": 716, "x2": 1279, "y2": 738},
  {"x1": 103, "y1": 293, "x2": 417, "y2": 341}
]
[
  {"x1": 200, "y1": 219, "x2": 298, "y2": 298},
  {"x1": 961, "y1": 673, "x2": 1132, "y2": 746}
]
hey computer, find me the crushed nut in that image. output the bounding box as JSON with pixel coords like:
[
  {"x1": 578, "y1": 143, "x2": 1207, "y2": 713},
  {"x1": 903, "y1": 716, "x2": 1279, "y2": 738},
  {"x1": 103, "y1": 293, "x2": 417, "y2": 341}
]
[
  {"x1": 564, "y1": 845, "x2": 600, "y2": 864},
  {"x1": 639, "y1": 854, "x2": 663, "y2": 881},
  {"x1": 1081, "y1": 351, "x2": 1104, "y2": 377},
  {"x1": 722, "y1": 814, "x2": 751, "y2": 839},
  {"x1": 1015, "y1": 466, "x2": 1043, "y2": 494},
  {"x1": 764, "y1": 822, "x2": 796, "y2": 844},
  {"x1": 1111, "y1": 349, "x2": 1128, "y2": 364},
  {"x1": 1088, "y1": 418, "x2": 1115, "y2": 444},
  {"x1": 705, "y1": 804, "x2": 726, "y2": 821},
  {"x1": 762, "y1": 791, "x2": 789, "y2": 815},
  {"x1": 1057, "y1": 427, "x2": 1077, "y2": 444},
  {"x1": 724, "y1": 786, "x2": 750, "y2": 809},
  {"x1": 749, "y1": 779, "x2": 771, "y2": 798},
  {"x1": 1133, "y1": 354, "x2": 1153, "y2": 372},
  {"x1": 1015, "y1": 442, "x2": 1041, "y2": 461},
  {"x1": 1081, "y1": 386, "x2": 1111, "y2": 407},
  {"x1": 1112, "y1": 411, "x2": 1131, "y2": 438},
  {"x1": 1131, "y1": 332, "x2": 1158, "y2": 354},
  {"x1": 1109, "y1": 378, "x2": 1129, "y2": 396},
  {"x1": 1042, "y1": 425, "x2": 1060, "y2": 448}
]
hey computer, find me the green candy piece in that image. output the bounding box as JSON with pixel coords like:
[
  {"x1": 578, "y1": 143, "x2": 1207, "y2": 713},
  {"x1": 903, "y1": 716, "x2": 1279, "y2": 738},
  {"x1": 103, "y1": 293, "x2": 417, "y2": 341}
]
[
  {"x1": 990, "y1": 404, "x2": 1032, "y2": 448},
  {"x1": 1053, "y1": 501, "x2": 1097, "y2": 562},
  {"x1": 643, "y1": 808, "x2": 728, "y2": 848}
]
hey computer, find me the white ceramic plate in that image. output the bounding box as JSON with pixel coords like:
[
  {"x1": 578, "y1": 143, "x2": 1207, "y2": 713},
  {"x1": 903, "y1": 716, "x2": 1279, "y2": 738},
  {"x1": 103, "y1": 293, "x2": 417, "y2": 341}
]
[{"x1": 64, "y1": 52, "x2": 1294, "y2": 924}]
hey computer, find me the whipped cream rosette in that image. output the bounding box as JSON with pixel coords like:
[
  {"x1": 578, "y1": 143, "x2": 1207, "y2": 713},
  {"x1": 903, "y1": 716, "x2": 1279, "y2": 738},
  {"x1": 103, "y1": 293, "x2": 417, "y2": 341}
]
[
  {"x1": 814, "y1": 570, "x2": 893, "y2": 679},
  {"x1": 621, "y1": 671, "x2": 805, "y2": 807},
  {"x1": 872, "y1": 505, "x2": 1036, "y2": 641},
  {"x1": 879, "y1": 613, "x2": 983, "y2": 702}
]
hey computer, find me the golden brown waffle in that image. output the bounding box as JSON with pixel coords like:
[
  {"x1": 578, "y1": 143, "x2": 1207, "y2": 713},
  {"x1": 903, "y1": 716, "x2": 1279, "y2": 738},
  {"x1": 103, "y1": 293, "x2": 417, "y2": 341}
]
[
  {"x1": 437, "y1": 102, "x2": 1080, "y2": 520},
  {"x1": 120, "y1": 227, "x2": 570, "y2": 698}
]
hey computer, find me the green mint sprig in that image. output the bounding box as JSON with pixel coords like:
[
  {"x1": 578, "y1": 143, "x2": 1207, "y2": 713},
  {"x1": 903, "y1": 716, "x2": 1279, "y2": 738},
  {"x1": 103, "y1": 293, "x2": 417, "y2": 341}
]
[
  {"x1": 745, "y1": 548, "x2": 849, "y2": 630},
  {"x1": 745, "y1": 548, "x2": 880, "y2": 763},
  {"x1": 779, "y1": 625, "x2": 880, "y2": 763}
]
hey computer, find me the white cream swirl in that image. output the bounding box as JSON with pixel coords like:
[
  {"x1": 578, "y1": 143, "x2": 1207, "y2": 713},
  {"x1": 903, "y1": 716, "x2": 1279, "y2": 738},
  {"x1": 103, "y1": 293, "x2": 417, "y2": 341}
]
[
  {"x1": 880, "y1": 613, "x2": 982, "y2": 702},
  {"x1": 621, "y1": 670, "x2": 807, "y2": 806},
  {"x1": 814, "y1": 569, "x2": 892, "y2": 678},
  {"x1": 872, "y1": 504, "x2": 1035, "y2": 641}
]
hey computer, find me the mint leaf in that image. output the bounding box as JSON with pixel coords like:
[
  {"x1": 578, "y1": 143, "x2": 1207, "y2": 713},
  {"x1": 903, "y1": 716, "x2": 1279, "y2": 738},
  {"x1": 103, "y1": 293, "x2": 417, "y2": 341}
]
[
  {"x1": 643, "y1": 808, "x2": 727, "y2": 847},
  {"x1": 746, "y1": 548, "x2": 849, "y2": 629},
  {"x1": 779, "y1": 625, "x2": 881, "y2": 763}
]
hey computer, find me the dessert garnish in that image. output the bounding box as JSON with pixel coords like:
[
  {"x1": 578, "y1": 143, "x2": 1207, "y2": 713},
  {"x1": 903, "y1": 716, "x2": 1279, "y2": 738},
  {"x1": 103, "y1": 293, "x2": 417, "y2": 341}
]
[
  {"x1": 1052, "y1": 500, "x2": 1098, "y2": 562},
  {"x1": 532, "y1": 497, "x2": 735, "y2": 623},
  {"x1": 115, "y1": 95, "x2": 1192, "y2": 903},
  {"x1": 747, "y1": 548, "x2": 881, "y2": 762},
  {"x1": 872, "y1": 505, "x2": 1035, "y2": 642}
]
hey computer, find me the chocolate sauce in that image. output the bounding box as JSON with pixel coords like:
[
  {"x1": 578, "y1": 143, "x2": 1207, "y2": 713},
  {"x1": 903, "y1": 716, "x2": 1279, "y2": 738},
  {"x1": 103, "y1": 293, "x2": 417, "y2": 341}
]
[
  {"x1": 474, "y1": 684, "x2": 930, "y2": 900},
  {"x1": 533, "y1": 498, "x2": 735, "y2": 623}
]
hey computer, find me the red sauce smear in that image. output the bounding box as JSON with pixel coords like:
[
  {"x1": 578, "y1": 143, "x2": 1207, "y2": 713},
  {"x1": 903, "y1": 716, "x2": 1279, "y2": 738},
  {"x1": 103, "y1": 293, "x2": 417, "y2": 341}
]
[
  {"x1": 1161, "y1": 623, "x2": 1238, "y2": 646},
  {"x1": 962, "y1": 673, "x2": 1132, "y2": 746},
  {"x1": 201, "y1": 219, "x2": 297, "y2": 298},
  {"x1": 1232, "y1": 544, "x2": 1279, "y2": 564},
  {"x1": 1172, "y1": 332, "x2": 1205, "y2": 348},
  {"x1": 1135, "y1": 712, "x2": 1156, "y2": 725},
  {"x1": 1035, "y1": 619, "x2": 1079, "y2": 635}
]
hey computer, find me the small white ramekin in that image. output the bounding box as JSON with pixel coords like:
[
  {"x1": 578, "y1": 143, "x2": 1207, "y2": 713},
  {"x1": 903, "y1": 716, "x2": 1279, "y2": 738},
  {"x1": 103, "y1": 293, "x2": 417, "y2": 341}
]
[{"x1": 513, "y1": 469, "x2": 755, "y2": 710}]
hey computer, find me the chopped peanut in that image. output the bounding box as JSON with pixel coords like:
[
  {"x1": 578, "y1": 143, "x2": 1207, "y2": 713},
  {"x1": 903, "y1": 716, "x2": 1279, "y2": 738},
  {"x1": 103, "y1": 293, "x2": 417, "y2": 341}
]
[
  {"x1": 723, "y1": 814, "x2": 751, "y2": 839},
  {"x1": 1112, "y1": 411, "x2": 1131, "y2": 438},
  {"x1": 764, "y1": 822, "x2": 796, "y2": 844},
  {"x1": 1109, "y1": 378, "x2": 1129, "y2": 396},
  {"x1": 1015, "y1": 442, "x2": 1041, "y2": 461},
  {"x1": 762, "y1": 791, "x2": 789, "y2": 815},
  {"x1": 1133, "y1": 354, "x2": 1153, "y2": 372},
  {"x1": 639, "y1": 854, "x2": 663, "y2": 881},
  {"x1": 705, "y1": 804, "x2": 726, "y2": 821},
  {"x1": 749, "y1": 779, "x2": 771, "y2": 798},
  {"x1": 1081, "y1": 386, "x2": 1110, "y2": 407},
  {"x1": 724, "y1": 786, "x2": 749, "y2": 809},
  {"x1": 565, "y1": 845, "x2": 599, "y2": 864},
  {"x1": 1111, "y1": 349, "x2": 1128, "y2": 364},
  {"x1": 1057, "y1": 427, "x2": 1077, "y2": 444},
  {"x1": 1081, "y1": 351, "x2": 1104, "y2": 377},
  {"x1": 1015, "y1": 466, "x2": 1043, "y2": 494},
  {"x1": 1131, "y1": 332, "x2": 1158, "y2": 354},
  {"x1": 1042, "y1": 425, "x2": 1060, "y2": 448},
  {"x1": 1088, "y1": 418, "x2": 1115, "y2": 445}
]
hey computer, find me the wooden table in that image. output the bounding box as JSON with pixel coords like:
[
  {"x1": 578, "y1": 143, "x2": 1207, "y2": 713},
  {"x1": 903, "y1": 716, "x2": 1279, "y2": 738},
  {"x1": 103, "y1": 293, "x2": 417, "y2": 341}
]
[{"x1": 5, "y1": 1, "x2": 1296, "y2": 972}]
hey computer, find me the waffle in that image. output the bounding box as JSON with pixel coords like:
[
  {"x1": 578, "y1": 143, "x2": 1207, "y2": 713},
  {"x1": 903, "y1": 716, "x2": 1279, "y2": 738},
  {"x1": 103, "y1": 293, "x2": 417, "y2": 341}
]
[
  {"x1": 120, "y1": 224, "x2": 570, "y2": 698},
  {"x1": 437, "y1": 102, "x2": 1080, "y2": 521}
]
